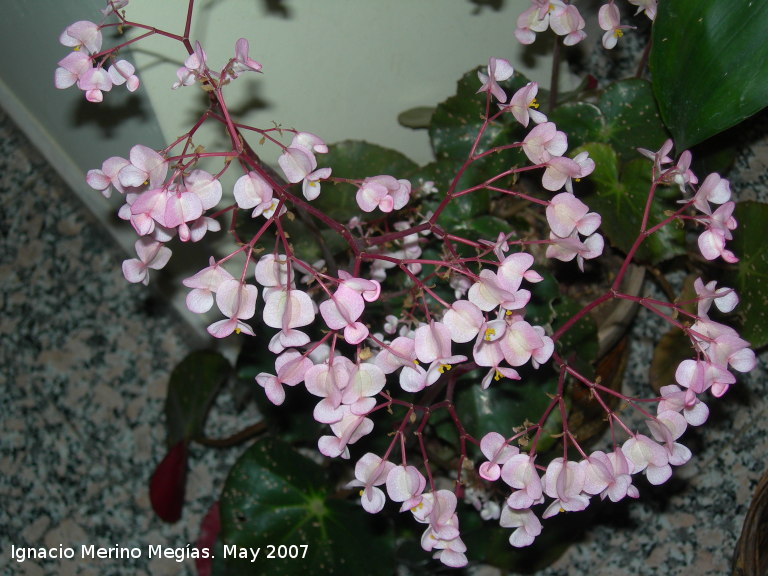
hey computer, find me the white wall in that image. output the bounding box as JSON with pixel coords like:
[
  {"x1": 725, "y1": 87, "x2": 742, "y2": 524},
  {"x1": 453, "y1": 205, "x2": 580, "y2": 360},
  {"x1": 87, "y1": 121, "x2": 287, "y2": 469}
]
[{"x1": 125, "y1": 0, "x2": 571, "y2": 167}]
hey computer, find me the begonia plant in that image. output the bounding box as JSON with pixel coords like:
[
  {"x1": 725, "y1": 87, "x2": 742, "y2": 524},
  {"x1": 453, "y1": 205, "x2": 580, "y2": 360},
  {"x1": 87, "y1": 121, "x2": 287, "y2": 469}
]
[{"x1": 55, "y1": 0, "x2": 768, "y2": 573}]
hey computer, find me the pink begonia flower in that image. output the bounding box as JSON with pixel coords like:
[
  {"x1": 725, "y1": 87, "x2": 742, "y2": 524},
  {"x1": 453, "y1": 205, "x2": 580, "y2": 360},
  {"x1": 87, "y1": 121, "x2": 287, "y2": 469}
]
[
  {"x1": 622, "y1": 433, "x2": 671, "y2": 485},
  {"x1": 108, "y1": 60, "x2": 139, "y2": 92},
  {"x1": 318, "y1": 406, "x2": 374, "y2": 459},
  {"x1": 498, "y1": 252, "x2": 543, "y2": 286},
  {"x1": 262, "y1": 288, "x2": 315, "y2": 353},
  {"x1": 118, "y1": 144, "x2": 169, "y2": 190},
  {"x1": 658, "y1": 384, "x2": 709, "y2": 427},
  {"x1": 468, "y1": 269, "x2": 531, "y2": 312},
  {"x1": 254, "y1": 253, "x2": 292, "y2": 288},
  {"x1": 599, "y1": 449, "x2": 639, "y2": 502},
  {"x1": 122, "y1": 238, "x2": 171, "y2": 285},
  {"x1": 356, "y1": 175, "x2": 412, "y2": 213},
  {"x1": 347, "y1": 453, "x2": 395, "y2": 514},
  {"x1": 542, "y1": 151, "x2": 595, "y2": 192},
  {"x1": 675, "y1": 358, "x2": 734, "y2": 397},
  {"x1": 500, "y1": 320, "x2": 554, "y2": 368},
  {"x1": 503, "y1": 82, "x2": 547, "y2": 127},
  {"x1": 693, "y1": 277, "x2": 738, "y2": 317},
  {"x1": 689, "y1": 173, "x2": 731, "y2": 213},
  {"x1": 338, "y1": 271, "x2": 381, "y2": 302},
  {"x1": 386, "y1": 465, "x2": 426, "y2": 512},
  {"x1": 413, "y1": 491, "x2": 467, "y2": 568},
  {"x1": 542, "y1": 458, "x2": 589, "y2": 518},
  {"x1": 549, "y1": 4, "x2": 587, "y2": 46},
  {"x1": 86, "y1": 155, "x2": 131, "y2": 198},
  {"x1": 255, "y1": 349, "x2": 313, "y2": 406},
  {"x1": 582, "y1": 450, "x2": 640, "y2": 502},
  {"x1": 185, "y1": 214, "x2": 221, "y2": 243},
  {"x1": 501, "y1": 454, "x2": 543, "y2": 510},
  {"x1": 319, "y1": 285, "x2": 369, "y2": 344},
  {"x1": 690, "y1": 319, "x2": 756, "y2": 375},
  {"x1": 522, "y1": 122, "x2": 568, "y2": 165},
  {"x1": 305, "y1": 357, "x2": 353, "y2": 422},
  {"x1": 182, "y1": 258, "x2": 235, "y2": 313},
  {"x1": 207, "y1": 279, "x2": 258, "y2": 338},
  {"x1": 442, "y1": 300, "x2": 484, "y2": 343},
  {"x1": 101, "y1": 0, "x2": 129, "y2": 17},
  {"x1": 514, "y1": 1, "x2": 560, "y2": 45},
  {"x1": 546, "y1": 192, "x2": 601, "y2": 238},
  {"x1": 166, "y1": 170, "x2": 222, "y2": 241},
  {"x1": 546, "y1": 229, "x2": 604, "y2": 271},
  {"x1": 628, "y1": 0, "x2": 657, "y2": 20},
  {"x1": 302, "y1": 167, "x2": 332, "y2": 201},
  {"x1": 173, "y1": 41, "x2": 208, "y2": 89},
  {"x1": 598, "y1": 2, "x2": 634, "y2": 50},
  {"x1": 499, "y1": 506, "x2": 542, "y2": 547},
  {"x1": 661, "y1": 150, "x2": 698, "y2": 192},
  {"x1": 54, "y1": 51, "x2": 92, "y2": 90},
  {"x1": 223, "y1": 38, "x2": 263, "y2": 81},
  {"x1": 697, "y1": 201, "x2": 738, "y2": 263},
  {"x1": 78, "y1": 66, "x2": 113, "y2": 103},
  {"x1": 647, "y1": 411, "x2": 692, "y2": 473},
  {"x1": 478, "y1": 432, "x2": 519, "y2": 481},
  {"x1": 59, "y1": 21, "x2": 102, "y2": 55},
  {"x1": 477, "y1": 57, "x2": 514, "y2": 103},
  {"x1": 233, "y1": 171, "x2": 274, "y2": 216},
  {"x1": 277, "y1": 132, "x2": 329, "y2": 184},
  {"x1": 638, "y1": 138, "x2": 674, "y2": 175},
  {"x1": 340, "y1": 363, "x2": 386, "y2": 416},
  {"x1": 413, "y1": 322, "x2": 468, "y2": 386},
  {"x1": 278, "y1": 146, "x2": 316, "y2": 184}
]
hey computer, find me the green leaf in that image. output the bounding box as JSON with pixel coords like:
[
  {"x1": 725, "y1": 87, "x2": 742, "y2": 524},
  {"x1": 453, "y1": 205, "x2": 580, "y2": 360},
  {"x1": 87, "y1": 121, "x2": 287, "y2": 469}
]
[
  {"x1": 578, "y1": 143, "x2": 686, "y2": 264},
  {"x1": 730, "y1": 201, "x2": 768, "y2": 348},
  {"x1": 428, "y1": 69, "x2": 528, "y2": 191},
  {"x1": 217, "y1": 438, "x2": 395, "y2": 576},
  {"x1": 548, "y1": 102, "x2": 605, "y2": 151},
  {"x1": 165, "y1": 350, "x2": 231, "y2": 447},
  {"x1": 599, "y1": 79, "x2": 668, "y2": 162},
  {"x1": 651, "y1": 0, "x2": 768, "y2": 149},
  {"x1": 454, "y1": 369, "x2": 561, "y2": 454}
]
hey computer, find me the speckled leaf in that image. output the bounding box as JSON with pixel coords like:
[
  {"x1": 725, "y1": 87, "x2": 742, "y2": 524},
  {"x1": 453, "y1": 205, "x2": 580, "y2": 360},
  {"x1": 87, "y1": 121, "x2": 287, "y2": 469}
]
[
  {"x1": 216, "y1": 438, "x2": 394, "y2": 576},
  {"x1": 429, "y1": 69, "x2": 529, "y2": 193},
  {"x1": 165, "y1": 350, "x2": 231, "y2": 447},
  {"x1": 453, "y1": 367, "x2": 561, "y2": 454},
  {"x1": 578, "y1": 143, "x2": 685, "y2": 264},
  {"x1": 599, "y1": 79, "x2": 668, "y2": 162},
  {"x1": 651, "y1": 0, "x2": 768, "y2": 150},
  {"x1": 730, "y1": 201, "x2": 768, "y2": 348},
  {"x1": 548, "y1": 102, "x2": 605, "y2": 151}
]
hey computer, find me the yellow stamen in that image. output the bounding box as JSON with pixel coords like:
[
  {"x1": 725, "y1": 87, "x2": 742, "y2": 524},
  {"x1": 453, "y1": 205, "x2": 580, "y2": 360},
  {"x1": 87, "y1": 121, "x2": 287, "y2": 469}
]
[
  {"x1": 529, "y1": 98, "x2": 539, "y2": 109},
  {"x1": 484, "y1": 328, "x2": 496, "y2": 341},
  {"x1": 438, "y1": 364, "x2": 452, "y2": 374},
  {"x1": 614, "y1": 29, "x2": 624, "y2": 39}
]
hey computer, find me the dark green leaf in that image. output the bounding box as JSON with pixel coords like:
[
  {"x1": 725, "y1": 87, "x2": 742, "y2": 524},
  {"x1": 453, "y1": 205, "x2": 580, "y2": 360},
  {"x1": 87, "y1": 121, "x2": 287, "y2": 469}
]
[
  {"x1": 216, "y1": 438, "x2": 394, "y2": 576},
  {"x1": 730, "y1": 201, "x2": 768, "y2": 348},
  {"x1": 165, "y1": 350, "x2": 231, "y2": 447},
  {"x1": 578, "y1": 143, "x2": 686, "y2": 264},
  {"x1": 599, "y1": 79, "x2": 668, "y2": 162},
  {"x1": 651, "y1": 0, "x2": 768, "y2": 149},
  {"x1": 548, "y1": 102, "x2": 605, "y2": 151}
]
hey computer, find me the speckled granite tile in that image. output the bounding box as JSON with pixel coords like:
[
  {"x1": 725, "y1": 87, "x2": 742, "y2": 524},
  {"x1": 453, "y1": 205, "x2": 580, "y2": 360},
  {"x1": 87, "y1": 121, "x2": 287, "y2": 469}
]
[{"x1": 0, "y1": 107, "x2": 251, "y2": 576}]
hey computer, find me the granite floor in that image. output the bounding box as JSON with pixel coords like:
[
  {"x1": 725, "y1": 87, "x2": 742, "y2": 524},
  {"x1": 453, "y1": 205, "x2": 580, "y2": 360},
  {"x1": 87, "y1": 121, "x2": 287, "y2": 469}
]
[{"x1": 1, "y1": 101, "x2": 767, "y2": 576}]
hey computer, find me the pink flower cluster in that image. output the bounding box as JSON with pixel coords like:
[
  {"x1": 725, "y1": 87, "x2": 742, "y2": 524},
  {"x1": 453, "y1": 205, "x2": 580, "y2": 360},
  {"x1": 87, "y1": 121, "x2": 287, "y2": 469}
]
[
  {"x1": 54, "y1": 20, "x2": 139, "y2": 102},
  {"x1": 514, "y1": 0, "x2": 656, "y2": 49}
]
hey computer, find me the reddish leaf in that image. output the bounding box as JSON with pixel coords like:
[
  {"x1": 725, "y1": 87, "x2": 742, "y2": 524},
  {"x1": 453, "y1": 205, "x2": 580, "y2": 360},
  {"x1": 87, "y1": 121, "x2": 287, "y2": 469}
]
[
  {"x1": 195, "y1": 501, "x2": 220, "y2": 576},
  {"x1": 149, "y1": 440, "x2": 188, "y2": 523}
]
